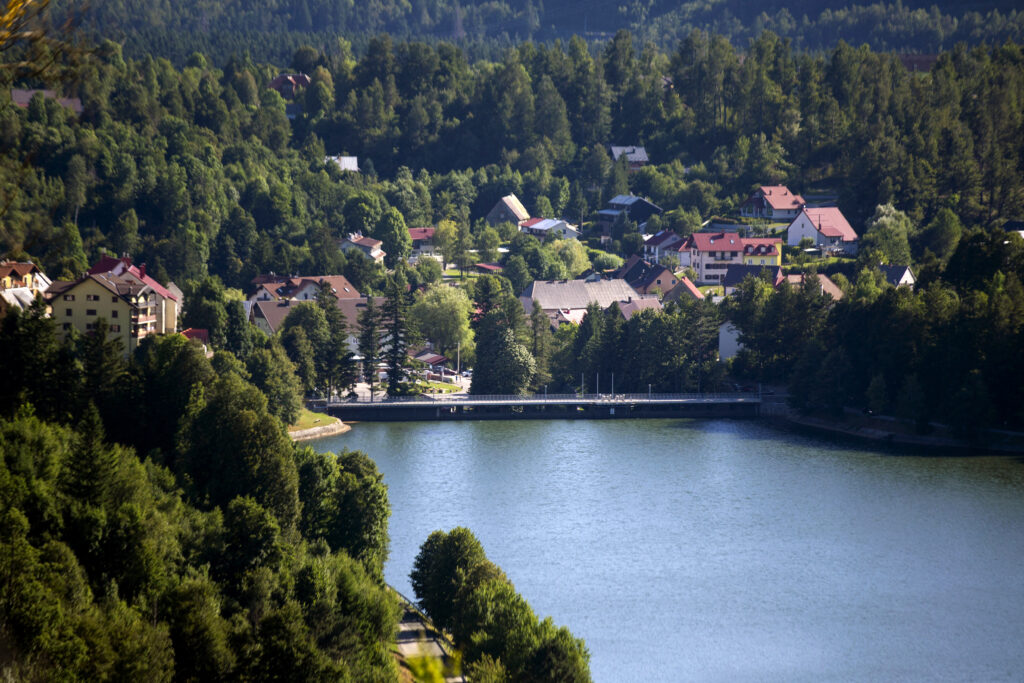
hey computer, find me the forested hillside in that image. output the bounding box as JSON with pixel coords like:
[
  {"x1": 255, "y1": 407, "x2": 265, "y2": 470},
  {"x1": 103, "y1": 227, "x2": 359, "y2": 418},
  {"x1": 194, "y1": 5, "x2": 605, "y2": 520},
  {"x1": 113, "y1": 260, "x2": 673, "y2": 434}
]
[
  {"x1": 64, "y1": 0, "x2": 1024, "y2": 65},
  {"x1": 4, "y1": 31, "x2": 1023, "y2": 291}
]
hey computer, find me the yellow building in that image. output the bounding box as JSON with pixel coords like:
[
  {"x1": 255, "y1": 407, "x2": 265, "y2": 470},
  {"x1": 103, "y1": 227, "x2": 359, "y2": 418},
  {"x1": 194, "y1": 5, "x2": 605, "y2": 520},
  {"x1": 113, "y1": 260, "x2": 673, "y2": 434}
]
[
  {"x1": 47, "y1": 273, "x2": 161, "y2": 356},
  {"x1": 741, "y1": 238, "x2": 783, "y2": 267}
]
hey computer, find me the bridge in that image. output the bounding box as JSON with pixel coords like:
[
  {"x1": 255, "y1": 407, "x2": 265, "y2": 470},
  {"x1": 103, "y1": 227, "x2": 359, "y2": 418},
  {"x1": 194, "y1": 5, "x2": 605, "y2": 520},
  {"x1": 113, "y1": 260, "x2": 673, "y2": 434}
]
[{"x1": 323, "y1": 392, "x2": 762, "y2": 422}]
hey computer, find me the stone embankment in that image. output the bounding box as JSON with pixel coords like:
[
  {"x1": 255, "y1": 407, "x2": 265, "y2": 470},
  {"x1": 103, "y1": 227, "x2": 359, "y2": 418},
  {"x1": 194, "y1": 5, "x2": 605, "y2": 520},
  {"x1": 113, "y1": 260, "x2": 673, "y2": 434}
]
[{"x1": 288, "y1": 418, "x2": 350, "y2": 441}]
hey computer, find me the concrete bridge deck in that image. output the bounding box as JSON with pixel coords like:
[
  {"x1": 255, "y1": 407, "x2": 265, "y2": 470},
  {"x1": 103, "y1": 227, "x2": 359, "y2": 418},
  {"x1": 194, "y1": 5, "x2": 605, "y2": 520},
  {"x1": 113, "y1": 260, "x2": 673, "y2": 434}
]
[{"x1": 324, "y1": 393, "x2": 762, "y2": 421}]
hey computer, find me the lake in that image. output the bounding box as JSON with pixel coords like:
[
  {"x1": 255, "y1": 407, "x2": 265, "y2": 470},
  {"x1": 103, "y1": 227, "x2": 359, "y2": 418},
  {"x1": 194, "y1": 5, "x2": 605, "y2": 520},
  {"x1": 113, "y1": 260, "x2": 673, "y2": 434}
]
[{"x1": 314, "y1": 418, "x2": 1024, "y2": 681}]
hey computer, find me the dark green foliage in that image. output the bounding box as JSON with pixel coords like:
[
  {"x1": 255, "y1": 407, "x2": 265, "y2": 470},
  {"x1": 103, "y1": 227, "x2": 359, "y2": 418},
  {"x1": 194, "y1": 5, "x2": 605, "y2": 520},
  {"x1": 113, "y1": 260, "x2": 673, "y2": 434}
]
[
  {"x1": 470, "y1": 310, "x2": 536, "y2": 395},
  {"x1": 296, "y1": 447, "x2": 391, "y2": 580},
  {"x1": 411, "y1": 527, "x2": 590, "y2": 681}
]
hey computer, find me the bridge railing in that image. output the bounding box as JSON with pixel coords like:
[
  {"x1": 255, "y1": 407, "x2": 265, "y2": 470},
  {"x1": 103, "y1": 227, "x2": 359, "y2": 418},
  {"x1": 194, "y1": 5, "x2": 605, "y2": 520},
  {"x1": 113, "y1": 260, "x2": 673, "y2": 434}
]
[{"x1": 329, "y1": 392, "x2": 758, "y2": 405}]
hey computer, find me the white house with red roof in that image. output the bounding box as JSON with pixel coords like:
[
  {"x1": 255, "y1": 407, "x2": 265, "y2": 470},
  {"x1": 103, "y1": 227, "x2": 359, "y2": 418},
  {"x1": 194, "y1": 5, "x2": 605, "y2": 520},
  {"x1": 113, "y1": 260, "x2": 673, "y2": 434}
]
[
  {"x1": 87, "y1": 256, "x2": 180, "y2": 334},
  {"x1": 740, "y1": 185, "x2": 806, "y2": 220},
  {"x1": 408, "y1": 227, "x2": 437, "y2": 257},
  {"x1": 786, "y1": 207, "x2": 858, "y2": 254}
]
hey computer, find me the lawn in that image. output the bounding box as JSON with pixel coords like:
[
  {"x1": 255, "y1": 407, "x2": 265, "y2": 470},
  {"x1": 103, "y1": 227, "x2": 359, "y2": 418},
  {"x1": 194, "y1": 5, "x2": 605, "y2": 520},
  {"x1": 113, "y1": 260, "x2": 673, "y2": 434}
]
[
  {"x1": 288, "y1": 407, "x2": 338, "y2": 432},
  {"x1": 414, "y1": 379, "x2": 462, "y2": 394}
]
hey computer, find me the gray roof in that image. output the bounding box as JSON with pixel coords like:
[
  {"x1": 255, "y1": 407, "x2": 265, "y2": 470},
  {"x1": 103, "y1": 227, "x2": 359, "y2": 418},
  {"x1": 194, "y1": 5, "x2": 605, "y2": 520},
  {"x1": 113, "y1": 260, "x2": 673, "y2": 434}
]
[
  {"x1": 878, "y1": 265, "x2": 915, "y2": 286},
  {"x1": 721, "y1": 265, "x2": 782, "y2": 289},
  {"x1": 521, "y1": 279, "x2": 647, "y2": 311},
  {"x1": 610, "y1": 146, "x2": 649, "y2": 163}
]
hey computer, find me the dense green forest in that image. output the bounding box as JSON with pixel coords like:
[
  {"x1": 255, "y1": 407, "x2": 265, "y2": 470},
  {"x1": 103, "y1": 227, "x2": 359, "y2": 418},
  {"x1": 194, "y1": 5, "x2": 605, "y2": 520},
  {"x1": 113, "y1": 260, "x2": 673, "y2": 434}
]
[
  {"x1": 61, "y1": 0, "x2": 1024, "y2": 65},
  {"x1": 0, "y1": 312, "x2": 401, "y2": 679},
  {"x1": 4, "y1": 30, "x2": 1024, "y2": 291}
]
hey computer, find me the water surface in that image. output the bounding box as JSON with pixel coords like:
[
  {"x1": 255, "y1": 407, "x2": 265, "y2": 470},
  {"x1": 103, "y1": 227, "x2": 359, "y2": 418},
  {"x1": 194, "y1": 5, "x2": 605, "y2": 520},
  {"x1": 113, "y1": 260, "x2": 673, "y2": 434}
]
[{"x1": 316, "y1": 419, "x2": 1024, "y2": 681}]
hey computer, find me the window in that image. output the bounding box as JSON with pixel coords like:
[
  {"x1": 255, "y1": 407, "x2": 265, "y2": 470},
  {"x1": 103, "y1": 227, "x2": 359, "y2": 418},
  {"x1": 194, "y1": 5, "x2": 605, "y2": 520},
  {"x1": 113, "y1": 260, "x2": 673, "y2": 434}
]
[
  {"x1": 112, "y1": 296, "x2": 118, "y2": 302},
  {"x1": 62, "y1": 323, "x2": 71, "y2": 330},
  {"x1": 63, "y1": 294, "x2": 74, "y2": 301},
  {"x1": 86, "y1": 309, "x2": 96, "y2": 316},
  {"x1": 85, "y1": 323, "x2": 95, "y2": 331},
  {"x1": 111, "y1": 310, "x2": 118, "y2": 318},
  {"x1": 111, "y1": 324, "x2": 120, "y2": 332},
  {"x1": 761, "y1": 259, "x2": 765, "y2": 265},
  {"x1": 65, "y1": 308, "x2": 72, "y2": 316},
  {"x1": 86, "y1": 294, "x2": 99, "y2": 301}
]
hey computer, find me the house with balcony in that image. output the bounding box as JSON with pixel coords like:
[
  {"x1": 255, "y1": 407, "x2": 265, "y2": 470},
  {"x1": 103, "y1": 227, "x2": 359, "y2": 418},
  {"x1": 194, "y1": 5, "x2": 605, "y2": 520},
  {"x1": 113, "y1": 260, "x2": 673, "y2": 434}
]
[
  {"x1": 87, "y1": 256, "x2": 180, "y2": 335},
  {"x1": 680, "y1": 232, "x2": 744, "y2": 284},
  {"x1": 0, "y1": 261, "x2": 51, "y2": 315},
  {"x1": 46, "y1": 272, "x2": 161, "y2": 357}
]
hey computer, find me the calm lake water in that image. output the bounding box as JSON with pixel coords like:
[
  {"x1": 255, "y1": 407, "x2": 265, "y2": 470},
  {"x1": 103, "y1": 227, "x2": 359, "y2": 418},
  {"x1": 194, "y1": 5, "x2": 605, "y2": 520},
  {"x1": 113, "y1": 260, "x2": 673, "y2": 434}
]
[{"x1": 315, "y1": 419, "x2": 1024, "y2": 682}]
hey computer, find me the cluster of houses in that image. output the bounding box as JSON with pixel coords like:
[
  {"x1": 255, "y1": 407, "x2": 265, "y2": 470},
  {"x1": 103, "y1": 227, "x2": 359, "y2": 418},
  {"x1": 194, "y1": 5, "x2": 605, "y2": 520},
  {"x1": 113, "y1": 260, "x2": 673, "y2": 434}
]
[{"x1": 1, "y1": 174, "x2": 919, "y2": 377}]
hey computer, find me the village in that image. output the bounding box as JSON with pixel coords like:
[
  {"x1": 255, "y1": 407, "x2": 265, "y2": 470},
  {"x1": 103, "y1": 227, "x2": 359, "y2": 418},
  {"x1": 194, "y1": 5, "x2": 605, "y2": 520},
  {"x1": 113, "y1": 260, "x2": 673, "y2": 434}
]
[{"x1": 2, "y1": 168, "x2": 921, "y2": 395}]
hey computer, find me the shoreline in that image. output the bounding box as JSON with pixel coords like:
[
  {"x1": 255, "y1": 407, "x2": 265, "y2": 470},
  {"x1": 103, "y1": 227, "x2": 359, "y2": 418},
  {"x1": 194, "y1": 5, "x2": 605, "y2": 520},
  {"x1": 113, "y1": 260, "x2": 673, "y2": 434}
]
[
  {"x1": 773, "y1": 411, "x2": 1024, "y2": 455},
  {"x1": 289, "y1": 418, "x2": 351, "y2": 441}
]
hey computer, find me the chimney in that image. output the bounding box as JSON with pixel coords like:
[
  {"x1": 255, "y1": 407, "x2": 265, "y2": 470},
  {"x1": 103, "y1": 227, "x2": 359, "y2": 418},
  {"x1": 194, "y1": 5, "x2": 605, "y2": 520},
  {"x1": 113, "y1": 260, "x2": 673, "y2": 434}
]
[{"x1": 139, "y1": 263, "x2": 146, "y2": 278}]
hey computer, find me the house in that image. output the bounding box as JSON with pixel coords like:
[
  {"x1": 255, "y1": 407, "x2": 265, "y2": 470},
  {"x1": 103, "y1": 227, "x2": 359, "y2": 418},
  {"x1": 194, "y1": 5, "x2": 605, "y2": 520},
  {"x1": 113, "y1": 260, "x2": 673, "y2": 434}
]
[
  {"x1": 721, "y1": 265, "x2": 784, "y2": 296},
  {"x1": 474, "y1": 263, "x2": 503, "y2": 274},
  {"x1": 10, "y1": 88, "x2": 83, "y2": 115},
  {"x1": 878, "y1": 265, "x2": 916, "y2": 288},
  {"x1": 786, "y1": 208, "x2": 858, "y2": 254},
  {"x1": 741, "y1": 238, "x2": 783, "y2": 267},
  {"x1": 0, "y1": 261, "x2": 52, "y2": 317},
  {"x1": 739, "y1": 185, "x2": 806, "y2": 220},
  {"x1": 87, "y1": 256, "x2": 180, "y2": 335},
  {"x1": 326, "y1": 155, "x2": 359, "y2": 173},
  {"x1": 486, "y1": 194, "x2": 530, "y2": 227},
  {"x1": 614, "y1": 255, "x2": 679, "y2": 297},
  {"x1": 46, "y1": 271, "x2": 169, "y2": 357},
  {"x1": 597, "y1": 194, "x2": 663, "y2": 230},
  {"x1": 663, "y1": 277, "x2": 704, "y2": 304},
  {"x1": 680, "y1": 232, "x2": 744, "y2": 284},
  {"x1": 339, "y1": 233, "x2": 386, "y2": 264},
  {"x1": 268, "y1": 73, "x2": 311, "y2": 99},
  {"x1": 409, "y1": 227, "x2": 436, "y2": 256},
  {"x1": 783, "y1": 273, "x2": 845, "y2": 301},
  {"x1": 616, "y1": 297, "x2": 663, "y2": 320},
  {"x1": 519, "y1": 217, "x2": 580, "y2": 240},
  {"x1": 610, "y1": 146, "x2": 650, "y2": 172},
  {"x1": 520, "y1": 279, "x2": 652, "y2": 328},
  {"x1": 247, "y1": 274, "x2": 360, "y2": 303},
  {"x1": 0, "y1": 260, "x2": 51, "y2": 295},
  {"x1": 643, "y1": 230, "x2": 686, "y2": 265},
  {"x1": 250, "y1": 296, "x2": 386, "y2": 352}
]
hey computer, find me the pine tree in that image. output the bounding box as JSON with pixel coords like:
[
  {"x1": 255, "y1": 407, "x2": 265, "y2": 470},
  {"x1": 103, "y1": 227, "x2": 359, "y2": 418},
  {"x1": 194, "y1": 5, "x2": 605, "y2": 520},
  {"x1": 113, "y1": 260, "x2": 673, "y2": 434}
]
[
  {"x1": 357, "y1": 294, "x2": 382, "y2": 401},
  {"x1": 381, "y1": 271, "x2": 412, "y2": 396}
]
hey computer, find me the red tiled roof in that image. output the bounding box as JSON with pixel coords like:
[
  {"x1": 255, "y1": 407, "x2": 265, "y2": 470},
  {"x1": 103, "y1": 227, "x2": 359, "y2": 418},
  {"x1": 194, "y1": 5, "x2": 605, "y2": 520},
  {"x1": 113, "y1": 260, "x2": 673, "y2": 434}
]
[
  {"x1": 0, "y1": 261, "x2": 41, "y2": 278},
  {"x1": 797, "y1": 208, "x2": 857, "y2": 242},
  {"x1": 741, "y1": 237, "x2": 782, "y2": 257},
  {"x1": 757, "y1": 185, "x2": 806, "y2": 211},
  {"x1": 687, "y1": 232, "x2": 743, "y2": 252},
  {"x1": 353, "y1": 236, "x2": 382, "y2": 248},
  {"x1": 181, "y1": 328, "x2": 210, "y2": 343},
  {"x1": 617, "y1": 297, "x2": 663, "y2": 320},
  {"x1": 521, "y1": 217, "x2": 545, "y2": 228},
  {"x1": 475, "y1": 263, "x2": 503, "y2": 272},
  {"x1": 88, "y1": 256, "x2": 179, "y2": 302},
  {"x1": 645, "y1": 230, "x2": 683, "y2": 248},
  {"x1": 409, "y1": 227, "x2": 436, "y2": 241},
  {"x1": 678, "y1": 277, "x2": 704, "y2": 300}
]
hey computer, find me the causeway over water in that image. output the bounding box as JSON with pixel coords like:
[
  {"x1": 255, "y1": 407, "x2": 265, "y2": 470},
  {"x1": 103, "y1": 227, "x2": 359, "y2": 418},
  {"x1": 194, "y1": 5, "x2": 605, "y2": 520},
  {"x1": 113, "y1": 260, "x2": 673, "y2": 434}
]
[{"x1": 325, "y1": 392, "x2": 761, "y2": 421}]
